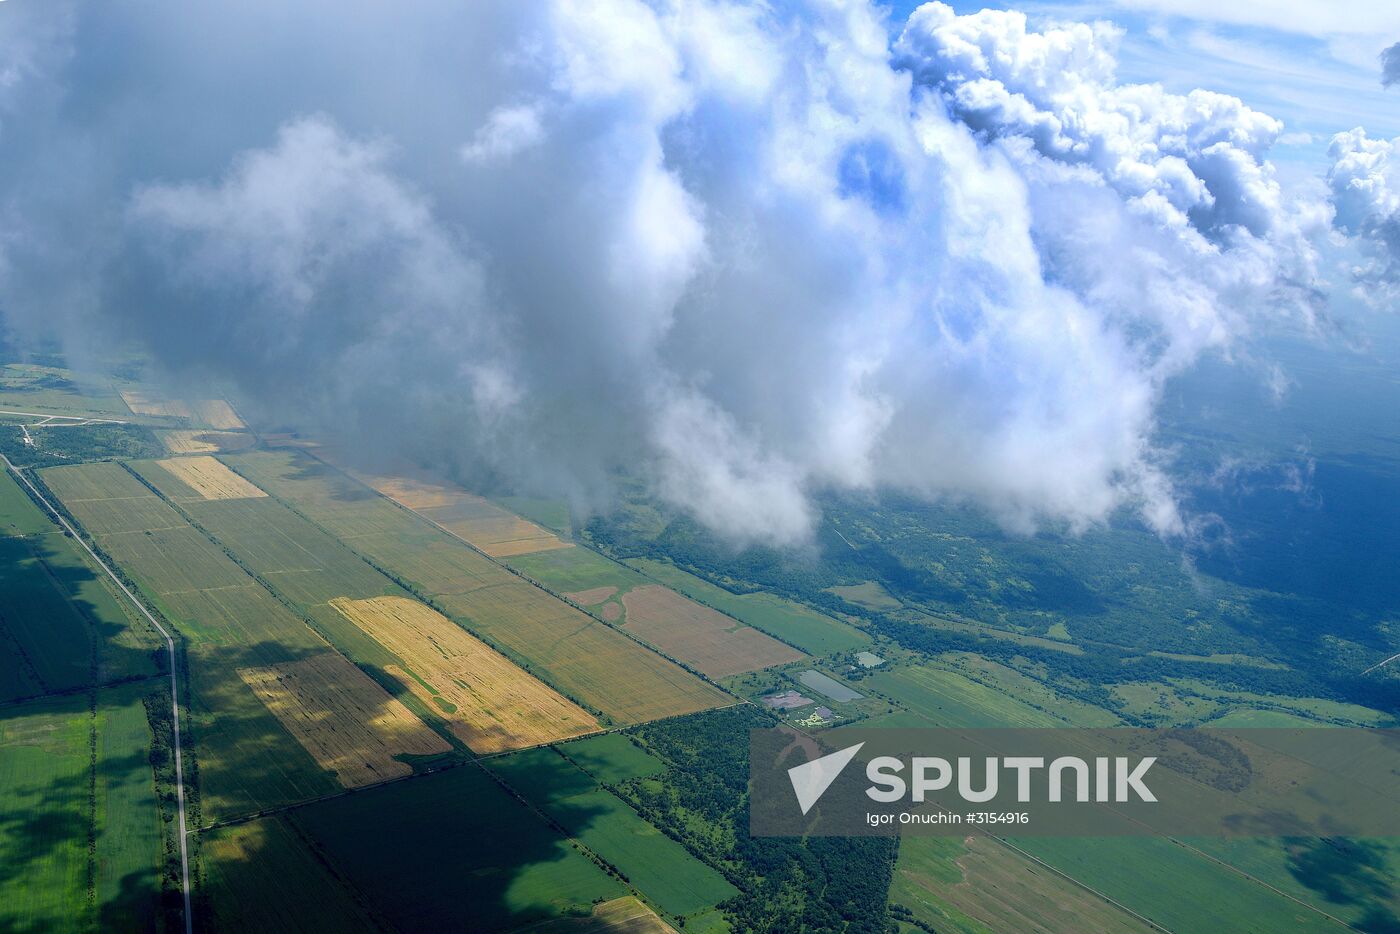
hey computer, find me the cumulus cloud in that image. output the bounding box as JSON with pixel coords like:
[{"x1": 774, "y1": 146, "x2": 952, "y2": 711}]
[
  {"x1": 1383, "y1": 41, "x2": 1400, "y2": 88},
  {"x1": 1327, "y1": 127, "x2": 1400, "y2": 289},
  {"x1": 0, "y1": 0, "x2": 1336, "y2": 544}
]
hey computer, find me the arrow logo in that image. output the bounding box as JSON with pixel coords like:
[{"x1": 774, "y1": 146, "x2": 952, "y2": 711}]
[{"x1": 787, "y1": 742, "x2": 864, "y2": 815}]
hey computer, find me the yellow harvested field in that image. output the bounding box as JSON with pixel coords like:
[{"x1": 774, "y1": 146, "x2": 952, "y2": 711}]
[
  {"x1": 565, "y1": 586, "x2": 618, "y2": 606},
  {"x1": 237, "y1": 652, "x2": 451, "y2": 789},
  {"x1": 159, "y1": 429, "x2": 253, "y2": 454},
  {"x1": 520, "y1": 897, "x2": 678, "y2": 933},
  {"x1": 156, "y1": 455, "x2": 268, "y2": 500},
  {"x1": 120, "y1": 391, "x2": 246, "y2": 428},
  {"x1": 620, "y1": 585, "x2": 806, "y2": 679},
  {"x1": 330, "y1": 596, "x2": 601, "y2": 753},
  {"x1": 357, "y1": 472, "x2": 572, "y2": 557}
]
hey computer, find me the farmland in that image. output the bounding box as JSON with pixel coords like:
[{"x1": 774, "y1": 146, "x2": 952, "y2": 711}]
[
  {"x1": 237, "y1": 651, "x2": 452, "y2": 788},
  {"x1": 556, "y1": 733, "x2": 666, "y2": 786},
  {"x1": 200, "y1": 818, "x2": 379, "y2": 933},
  {"x1": 619, "y1": 584, "x2": 805, "y2": 679},
  {"x1": 626, "y1": 557, "x2": 870, "y2": 655},
  {"x1": 352, "y1": 469, "x2": 572, "y2": 557},
  {"x1": 0, "y1": 470, "x2": 160, "y2": 702},
  {"x1": 487, "y1": 747, "x2": 739, "y2": 919},
  {"x1": 890, "y1": 834, "x2": 1154, "y2": 933},
  {"x1": 507, "y1": 546, "x2": 808, "y2": 679},
  {"x1": 119, "y1": 393, "x2": 245, "y2": 429},
  {"x1": 226, "y1": 450, "x2": 730, "y2": 725},
  {"x1": 0, "y1": 686, "x2": 166, "y2": 932},
  {"x1": 41, "y1": 461, "x2": 342, "y2": 820},
  {"x1": 288, "y1": 765, "x2": 626, "y2": 931},
  {"x1": 153, "y1": 455, "x2": 267, "y2": 500},
  {"x1": 330, "y1": 596, "x2": 600, "y2": 752},
  {"x1": 156, "y1": 429, "x2": 255, "y2": 455}
]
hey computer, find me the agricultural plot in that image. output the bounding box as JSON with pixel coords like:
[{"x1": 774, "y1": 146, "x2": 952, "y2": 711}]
[
  {"x1": 627, "y1": 558, "x2": 870, "y2": 655},
  {"x1": 290, "y1": 764, "x2": 626, "y2": 932},
  {"x1": 620, "y1": 584, "x2": 805, "y2": 679},
  {"x1": 153, "y1": 455, "x2": 266, "y2": 500},
  {"x1": 201, "y1": 817, "x2": 378, "y2": 933},
  {"x1": 890, "y1": 834, "x2": 1153, "y2": 934},
  {"x1": 42, "y1": 461, "x2": 342, "y2": 820},
  {"x1": 119, "y1": 393, "x2": 245, "y2": 429},
  {"x1": 156, "y1": 429, "x2": 254, "y2": 455},
  {"x1": 519, "y1": 896, "x2": 676, "y2": 934},
  {"x1": 862, "y1": 664, "x2": 1064, "y2": 728},
  {"x1": 238, "y1": 652, "x2": 452, "y2": 788},
  {"x1": 0, "y1": 471, "x2": 159, "y2": 701},
  {"x1": 354, "y1": 469, "x2": 571, "y2": 557},
  {"x1": 226, "y1": 450, "x2": 730, "y2": 725},
  {"x1": 0, "y1": 363, "x2": 132, "y2": 420},
  {"x1": 0, "y1": 687, "x2": 165, "y2": 933},
  {"x1": 557, "y1": 733, "x2": 666, "y2": 786},
  {"x1": 488, "y1": 748, "x2": 739, "y2": 919},
  {"x1": 1012, "y1": 837, "x2": 1342, "y2": 933},
  {"x1": 330, "y1": 596, "x2": 600, "y2": 753}
]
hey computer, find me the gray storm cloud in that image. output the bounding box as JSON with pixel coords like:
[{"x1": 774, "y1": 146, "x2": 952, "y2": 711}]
[
  {"x1": 0, "y1": 0, "x2": 1341, "y2": 544},
  {"x1": 1383, "y1": 41, "x2": 1400, "y2": 88}
]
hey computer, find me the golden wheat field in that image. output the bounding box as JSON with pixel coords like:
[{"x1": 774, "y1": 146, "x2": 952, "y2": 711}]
[
  {"x1": 330, "y1": 595, "x2": 601, "y2": 752},
  {"x1": 156, "y1": 455, "x2": 267, "y2": 500},
  {"x1": 237, "y1": 652, "x2": 451, "y2": 789}
]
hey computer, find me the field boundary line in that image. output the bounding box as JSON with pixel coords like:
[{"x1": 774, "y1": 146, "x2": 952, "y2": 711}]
[{"x1": 3, "y1": 454, "x2": 195, "y2": 934}]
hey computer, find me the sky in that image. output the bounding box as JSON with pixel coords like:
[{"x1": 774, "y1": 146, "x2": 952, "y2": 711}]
[{"x1": 1, "y1": 0, "x2": 1398, "y2": 546}]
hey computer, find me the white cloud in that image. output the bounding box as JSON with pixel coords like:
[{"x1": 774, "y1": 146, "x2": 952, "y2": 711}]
[
  {"x1": 0, "y1": 0, "x2": 1342, "y2": 545},
  {"x1": 1327, "y1": 127, "x2": 1400, "y2": 290},
  {"x1": 460, "y1": 105, "x2": 544, "y2": 164}
]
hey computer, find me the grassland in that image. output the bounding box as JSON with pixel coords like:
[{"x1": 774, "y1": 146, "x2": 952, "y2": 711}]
[
  {"x1": 890, "y1": 834, "x2": 1154, "y2": 933},
  {"x1": 226, "y1": 450, "x2": 729, "y2": 725},
  {"x1": 41, "y1": 461, "x2": 342, "y2": 820},
  {"x1": 488, "y1": 748, "x2": 739, "y2": 919},
  {"x1": 154, "y1": 455, "x2": 266, "y2": 500},
  {"x1": 200, "y1": 817, "x2": 379, "y2": 933},
  {"x1": 290, "y1": 764, "x2": 626, "y2": 932},
  {"x1": 238, "y1": 652, "x2": 452, "y2": 788},
  {"x1": 627, "y1": 557, "x2": 869, "y2": 655},
  {"x1": 331, "y1": 596, "x2": 599, "y2": 753},
  {"x1": 0, "y1": 686, "x2": 165, "y2": 932}
]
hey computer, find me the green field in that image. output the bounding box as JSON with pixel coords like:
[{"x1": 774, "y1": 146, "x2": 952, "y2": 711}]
[
  {"x1": 890, "y1": 834, "x2": 1153, "y2": 933},
  {"x1": 863, "y1": 663, "x2": 1068, "y2": 728},
  {"x1": 290, "y1": 764, "x2": 625, "y2": 932},
  {"x1": 487, "y1": 747, "x2": 738, "y2": 919},
  {"x1": 0, "y1": 686, "x2": 166, "y2": 932},
  {"x1": 626, "y1": 557, "x2": 870, "y2": 655},
  {"x1": 1012, "y1": 837, "x2": 1344, "y2": 933},
  {"x1": 508, "y1": 545, "x2": 651, "y2": 595},
  {"x1": 41, "y1": 461, "x2": 341, "y2": 820},
  {"x1": 201, "y1": 817, "x2": 378, "y2": 933},
  {"x1": 557, "y1": 733, "x2": 666, "y2": 786},
  {"x1": 0, "y1": 469, "x2": 161, "y2": 702}
]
